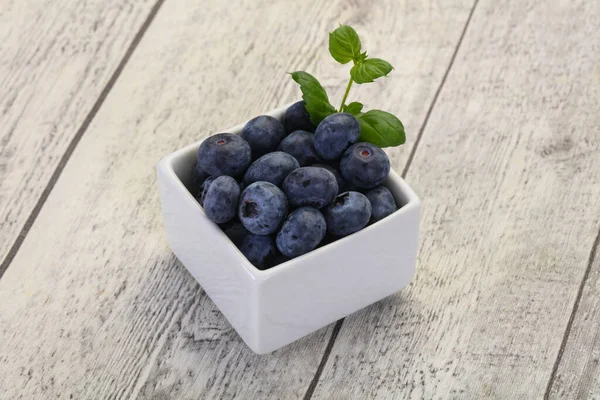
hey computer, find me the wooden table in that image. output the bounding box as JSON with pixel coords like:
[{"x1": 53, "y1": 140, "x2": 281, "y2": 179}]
[{"x1": 1, "y1": 0, "x2": 599, "y2": 398}]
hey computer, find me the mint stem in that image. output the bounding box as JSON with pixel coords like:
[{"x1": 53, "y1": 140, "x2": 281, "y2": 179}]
[{"x1": 339, "y1": 78, "x2": 353, "y2": 112}]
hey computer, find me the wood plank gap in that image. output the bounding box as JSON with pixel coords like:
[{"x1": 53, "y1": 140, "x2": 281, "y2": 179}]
[
  {"x1": 544, "y1": 227, "x2": 600, "y2": 399},
  {"x1": 303, "y1": 1, "x2": 480, "y2": 398},
  {"x1": 401, "y1": 0, "x2": 480, "y2": 178},
  {"x1": 0, "y1": 0, "x2": 166, "y2": 280},
  {"x1": 303, "y1": 320, "x2": 344, "y2": 400}
]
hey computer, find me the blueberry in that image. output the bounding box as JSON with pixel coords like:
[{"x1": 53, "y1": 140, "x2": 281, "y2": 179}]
[
  {"x1": 276, "y1": 207, "x2": 326, "y2": 258},
  {"x1": 365, "y1": 186, "x2": 397, "y2": 223},
  {"x1": 283, "y1": 101, "x2": 316, "y2": 133},
  {"x1": 240, "y1": 115, "x2": 286, "y2": 158},
  {"x1": 199, "y1": 176, "x2": 217, "y2": 206},
  {"x1": 313, "y1": 164, "x2": 347, "y2": 193},
  {"x1": 203, "y1": 176, "x2": 240, "y2": 224},
  {"x1": 324, "y1": 191, "x2": 372, "y2": 236},
  {"x1": 282, "y1": 167, "x2": 338, "y2": 209},
  {"x1": 340, "y1": 142, "x2": 390, "y2": 189},
  {"x1": 243, "y1": 152, "x2": 300, "y2": 187},
  {"x1": 314, "y1": 113, "x2": 360, "y2": 160},
  {"x1": 197, "y1": 133, "x2": 251, "y2": 177},
  {"x1": 238, "y1": 233, "x2": 278, "y2": 270},
  {"x1": 239, "y1": 181, "x2": 288, "y2": 235},
  {"x1": 278, "y1": 130, "x2": 322, "y2": 166}
]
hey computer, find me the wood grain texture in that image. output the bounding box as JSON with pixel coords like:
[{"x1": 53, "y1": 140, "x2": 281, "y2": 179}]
[
  {"x1": 0, "y1": 0, "x2": 474, "y2": 398},
  {"x1": 310, "y1": 0, "x2": 600, "y2": 398},
  {"x1": 0, "y1": 0, "x2": 157, "y2": 265},
  {"x1": 549, "y1": 232, "x2": 600, "y2": 399}
]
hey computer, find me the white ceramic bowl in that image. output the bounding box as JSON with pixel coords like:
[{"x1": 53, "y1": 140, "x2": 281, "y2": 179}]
[{"x1": 157, "y1": 104, "x2": 421, "y2": 354}]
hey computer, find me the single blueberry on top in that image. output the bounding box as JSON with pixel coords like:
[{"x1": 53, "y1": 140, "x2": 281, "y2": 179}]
[
  {"x1": 324, "y1": 191, "x2": 372, "y2": 237},
  {"x1": 278, "y1": 130, "x2": 322, "y2": 166},
  {"x1": 199, "y1": 176, "x2": 216, "y2": 206},
  {"x1": 276, "y1": 207, "x2": 326, "y2": 258},
  {"x1": 197, "y1": 133, "x2": 251, "y2": 177},
  {"x1": 238, "y1": 181, "x2": 288, "y2": 235},
  {"x1": 243, "y1": 151, "x2": 300, "y2": 188},
  {"x1": 283, "y1": 101, "x2": 316, "y2": 133},
  {"x1": 240, "y1": 115, "x2": 286, "y2": 158},
  {"x1": 282, "y1": 166, "x2": 338, "y2": 209},
  {"x1": 238, "y1": 233, "x2": 278, "y2": 270},
  {"x1": 340, "y1": 142, "x2": 390, "y2": 189},
  {"x1": 202, "y1": 176, "x2": 240, "y2": 224},
  {"x1": 314, "y1": 112, "x2": 360, "y2": 160},
  {"x1": 365, "y1": 185, "x2": 397, "y2": 223},
  {"x1": 313, "y1": 164, "x2": 348, "y2": 193}
]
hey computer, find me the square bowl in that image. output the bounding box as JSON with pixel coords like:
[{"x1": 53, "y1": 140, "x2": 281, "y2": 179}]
[{"x1": 157, "y1": 104, "x2": 421, "y2": 354}]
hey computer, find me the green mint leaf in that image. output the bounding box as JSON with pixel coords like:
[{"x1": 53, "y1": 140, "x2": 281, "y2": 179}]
[
  {"x1": 290, "y1": 71, "x2": 336, "y2": 125},
  {"x1": 343, "y1": 101, "x2": 364, "y2": 115},
  {"x1": 357, "y1": 51, "x2": 368, "y2": 63},
  {"x1": 357, "y1": 109, "x2": 406, "y2": 147},
  {"x1": 350, "y1": 58, "x2": 393, "y2": 84},
  {"x1": 328, "y1": 25, "x2": 362, "y2": 64}
]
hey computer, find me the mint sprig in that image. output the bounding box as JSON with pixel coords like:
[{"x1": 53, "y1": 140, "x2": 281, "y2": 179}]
[
  {"x1": 342, "y1": 101, "x2": 364, "y2": 115},
  {"x1": 290, "y1": 25, "x2": 406, "y2": 148},
  {"x1": 328, "y1": 25, "x2": 361, "y2": 64},
  {"x1": 289, "y1": 71, "x2": 336, "y2": 125},
  {"x1": 350, "y1": 58, "x2": 393, "y2": 84},
  {"x1": 357, "y1": 110, "x2": 405, "y2": 147}
]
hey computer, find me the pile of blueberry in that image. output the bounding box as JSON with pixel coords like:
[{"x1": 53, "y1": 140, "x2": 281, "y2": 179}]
[{"x1": 194, "y1": 101, "x2": 399, "y2": 270}]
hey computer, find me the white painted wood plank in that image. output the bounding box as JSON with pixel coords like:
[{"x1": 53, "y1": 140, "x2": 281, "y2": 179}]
[
  {"x1": 549, "y1": 237, "x2": 600, "y2": 400},
  {"x1": 0, "y1": 0, "x2": 473, "y2": 398},
  {"x1": 310, "y1": 0, "x2": 600, "y2": 398},
  {"x1": 0, "y1": 0, "x2": 157, "y2": 265}
]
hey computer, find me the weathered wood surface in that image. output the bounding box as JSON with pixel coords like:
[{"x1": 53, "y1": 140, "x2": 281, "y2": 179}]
[
  {"x1": 308, "y1": 0, "x2": 600, "y2": 398},
  {"x1": 549, "y1": 234, "x2": 600, "y2": 400},
  {"x1": 0, "y1": 0, "x2": 474, "y2": 398},
  {"x1": 0, "y1": 0, "x2": 158, "y2": 270}
]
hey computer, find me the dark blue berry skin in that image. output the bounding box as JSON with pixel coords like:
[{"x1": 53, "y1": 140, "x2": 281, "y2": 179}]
[
  {"x1": 313, "y1": 164, "x2": 346, "y2": 193},
  {"x1": 199, "y1": 176, "x2": 216, "y2": 206},
  {"x1": 282, "y1": 167, "x2": 338, "y2": 209},
  {"x1": 283, "y1": 101, "x2": 316, "y2": 133},
  {"x1": 278, "y1": 130, "x2": 322, "y2": 166},
  {"x1": 239, "y1": 233, "x2": 278, "y2": 270},
  {"x1": 276, "y1": 207, "x2": 326, "y2": 258},
  {"x1": 324, "y1": 191, "x2": 372, "y2": 237},
  {"x1": 365, "y1": 186, "x2": 397, "y2": 223},
  {"x1": 238, "y1": 182, "x2": 288, "y2": 235},
  {"x1": 314, "y1": 113, "x2": 360, "y2": 160},
  {"x1": 243, "y1": 151, "x2": 300, "y2": 188},
  {"x1": 203, "y1": 176, "x2": 240, "y2": 224},
  {"x1": 340, "y1": 142, "x2": 390, "y2": 189},
  {"x1": 197, "y1": 133, "x2": 251, "y2": 177},
  {"x1": 241, "y1": 115, "x2": 286, "y2": 159}
]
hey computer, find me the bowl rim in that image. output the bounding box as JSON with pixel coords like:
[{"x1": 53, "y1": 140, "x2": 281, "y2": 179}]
[{"x1": 157, "y1": 103, "x2": 421, "y2": 281}]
